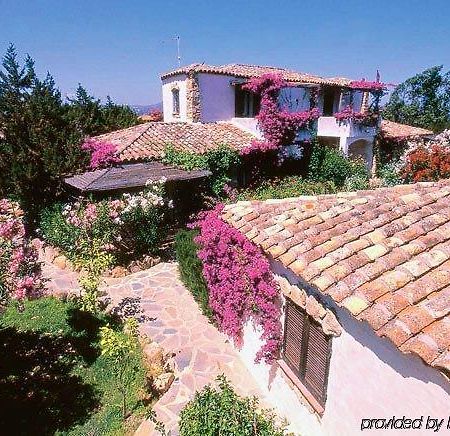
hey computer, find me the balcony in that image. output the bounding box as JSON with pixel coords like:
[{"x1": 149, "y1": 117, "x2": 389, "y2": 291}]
[{"x1": 317, "y1": 116, "x2": 377, "y2": 139}]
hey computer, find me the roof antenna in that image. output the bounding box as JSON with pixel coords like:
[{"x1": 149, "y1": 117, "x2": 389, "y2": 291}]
[{"x1": 174, "y1": 36, "x2": 181, "y2": 67}]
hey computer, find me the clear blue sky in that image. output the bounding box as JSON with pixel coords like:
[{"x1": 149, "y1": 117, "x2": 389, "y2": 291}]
[{"x1": 1, "y1": 0, "x2": 449, "y2": 105}]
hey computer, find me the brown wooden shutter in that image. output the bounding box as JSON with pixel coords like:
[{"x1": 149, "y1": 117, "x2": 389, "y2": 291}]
[
  {"x1": 283, "y1": 298, "x2": 331, "y2": 408},
  {"x1": 283, "y1": 299, "x2": 306, "y2": 372},
  {"x1": 303, "y1": 318, "x2": 330, "y2": 407}
]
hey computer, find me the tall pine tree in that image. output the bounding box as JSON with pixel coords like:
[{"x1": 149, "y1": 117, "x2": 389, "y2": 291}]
[{"x1": 0, "y1": 45, "x2": 87, "y2": 227}]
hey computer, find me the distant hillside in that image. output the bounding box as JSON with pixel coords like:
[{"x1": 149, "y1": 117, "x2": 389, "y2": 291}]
[{"x1": 130, "y1": 102, "x2": 162, "y2": 115}]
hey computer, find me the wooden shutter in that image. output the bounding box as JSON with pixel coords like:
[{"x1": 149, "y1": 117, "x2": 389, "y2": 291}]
[
  {"x1": 283, "y1": 299, "x2": 306, "y2": 372},
  {"x1": 283, "y1": 298, "x2": 331, "y2": 408},
  {"x1": 303, "y1": 318, "x2": 330, "y2": 407}
]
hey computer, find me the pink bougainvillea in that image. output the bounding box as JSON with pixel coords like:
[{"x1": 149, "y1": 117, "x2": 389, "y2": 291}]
[
  {"x1": 334, "y1": 105, "x2": 378, "y2": 126},
  {"x1": 349, "y1": 79, "x2": 386, "y2": 91},
  {"x1": 0, "y1": 199, "x2": 44, "y2": 302},
  {"x1": 192, "y1": 205, "x2": 282, "y2": 363},
  {"x1": 82, "y1": 138, "x2": 119, "y2": 170},
  {"x1": 241, "y1": 73, "x2": 320, "y2": 155}
]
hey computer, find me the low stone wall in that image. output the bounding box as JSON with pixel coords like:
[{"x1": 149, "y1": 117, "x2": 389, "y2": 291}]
[{"x1": 34, "y1": 239, "x2": 161, "y2": 278}]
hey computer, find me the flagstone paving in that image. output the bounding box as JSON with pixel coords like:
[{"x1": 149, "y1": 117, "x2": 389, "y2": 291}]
[
  {"x1": 105, "y1": 262, "x2": 268, "y2": 435},
  {"x1": 42, "y1": 260, "x2": 271, "y2": 435}
]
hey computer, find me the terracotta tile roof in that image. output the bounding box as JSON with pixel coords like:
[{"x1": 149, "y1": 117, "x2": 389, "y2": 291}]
[
  {"x1": 94, "y1": 121, "x2": 255, "y2": 162},
  {"x1": 161, "y1": 63, "x2": 352, "y2": 87},
  {"x1": 64, "y1": 162, "x2": 211, "y2": 192},
  {"x1": 380, "y1": 120, "x2": 434, "y2": 139},
  {"x1": 222, "y1": 180, "x2": 450, "y2": 374}
]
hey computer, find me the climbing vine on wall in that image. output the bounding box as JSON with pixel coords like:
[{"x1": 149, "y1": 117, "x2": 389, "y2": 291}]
[
  {"x1": 191, "y1": 205, "x2": 282, "y2": 364},
  {"x1": 241, "y1": 73, "x2": 320, "y2": 155}
]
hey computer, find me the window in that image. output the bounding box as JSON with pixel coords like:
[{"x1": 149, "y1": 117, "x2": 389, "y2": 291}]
[
  {"x1": 235, "y1": 86, "x2": 261, "y2": 117},
  {"x1": 322, "y1": 88, "x2": 336, "y2": 116},
  {"x1": 172, "y1": 88, "x2": 180, "y2": 115},
  {"x1": 282, "y1": 298, "x2": 331, "y2": 408}
]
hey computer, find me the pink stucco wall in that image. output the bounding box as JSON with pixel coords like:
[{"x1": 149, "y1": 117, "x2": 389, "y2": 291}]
[{"x1": 236, "y1": 261, "x2": 450, "y2": 436}]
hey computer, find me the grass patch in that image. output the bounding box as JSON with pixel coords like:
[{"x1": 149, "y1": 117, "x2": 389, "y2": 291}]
[
  {"x1": 0, "y1": 297, "x2": 150, "y2": 435},
  {"x1": 174, "y1": 230, "x2": 213, "y2": 320}
]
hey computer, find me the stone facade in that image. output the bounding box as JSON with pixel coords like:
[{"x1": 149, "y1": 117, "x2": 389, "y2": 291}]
[{"x1": 186, "y1": 71, "x2": 201, "y2": 122}]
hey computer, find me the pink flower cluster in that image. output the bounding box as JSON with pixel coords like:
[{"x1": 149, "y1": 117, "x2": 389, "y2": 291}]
[
  {"x1": 192, "y1": 205, "x2": 282, "y2": 363},
  {"x1": 350, "y1": 79, "x2": 386, "y2": 91},
  {"x1": 334, "y1": 105, "x2": 378, "y2": 126},
  {"x1": 82, "y1": 138, "x2": 120, "y2": 170},
  {"x1": 0, "y1": 199, "x2": 44, "y2": 301},
  {"x1": 241, "y1": 74, "x2": 320, "y2": 155}
]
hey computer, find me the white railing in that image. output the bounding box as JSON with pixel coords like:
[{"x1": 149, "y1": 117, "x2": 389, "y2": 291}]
[{"x1": 317, "y1": 116, "x2": 377, "y2": 138}]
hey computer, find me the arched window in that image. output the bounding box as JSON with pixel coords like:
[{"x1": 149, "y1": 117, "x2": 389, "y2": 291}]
[{"x1": 172, "y1": 88, "x2": 180, "y2": 115}]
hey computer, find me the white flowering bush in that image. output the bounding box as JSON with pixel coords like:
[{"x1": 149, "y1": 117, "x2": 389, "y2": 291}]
[{"x1": 40, "y1": 178, "x2": 172, "y2": 268}]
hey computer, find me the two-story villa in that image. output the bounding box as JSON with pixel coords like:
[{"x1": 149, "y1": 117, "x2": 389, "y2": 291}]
[
  {"x1": 161, "y1": 63, "x2": 378, "y2": 167},
  {"x1": 66, "y1": 63, "x2": 433, "y2": 194}
]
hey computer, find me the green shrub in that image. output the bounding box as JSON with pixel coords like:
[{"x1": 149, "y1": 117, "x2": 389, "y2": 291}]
[
  {"x1": 163, "y1": 144, "x2": 241, "y2": 197},
  {"x1": 39, "y1": 203, "x2": 81, "y2": 254},
  {"x1": 40, "y1": 184, "x2": 169, "y2": 271},
  {"x1": 205, "y1": 146, "x2": 241, "y2": 196},
  {"x1": 179, "y1": 375, "x2": 288, "y2": 436},
  {"x1": 162, "y1": 145, "x2": 208, "y2": 171},
  {"x1": 119, "y1": 205, "x2": 165, "y2": 259},
  {"x1": 308, "y1": 143, "x2": 369, "y2": 187},
  {"x1": 235, "y1": 176, "x2": 337, "y2": 201},
  {"x1": 343, "y1": 174, "x2": 370, "y2": 191},
  {"x1": 174, "y1": 230, "x2": 212, "y2": 320},
  {"x1": 377, "y1": 161, "x2": 403, "y2": 187}
]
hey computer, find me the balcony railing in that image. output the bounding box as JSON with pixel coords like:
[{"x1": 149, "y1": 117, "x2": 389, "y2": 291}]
[{"x1": 317, "y1": 116, "x2": 377, "y2": 138}]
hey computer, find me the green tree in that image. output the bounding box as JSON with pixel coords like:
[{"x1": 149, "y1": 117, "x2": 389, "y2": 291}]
[
  {"x1": 383, "y1": 66, "x2": 450, "y2": 132},
  {"x1": 0, "y1": 45, "x2": 87, "y2": 226},
  {"x1": 0, "y1": 45, "x2": 140, "y2": 228},
  {"x1": 67, "y1": 85, "x2": 139, "y2": 137}
]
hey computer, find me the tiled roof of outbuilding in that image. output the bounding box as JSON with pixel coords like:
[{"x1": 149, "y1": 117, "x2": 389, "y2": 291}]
[
  {"x1": 94, "y1": 121, "x2": 255, "y2": 162},
  {"x1": 64, "y1": 162, "x2": 211, "y2": 192},
  {"x1": 161, "y1": 63, "x2": 352, "y2": 87},
  {"x1": 380, "y1": 120, "x2": 434, "y2": 139},
  {"x1": 223, "y1": 180, "x2": 450, "y2": 374}
]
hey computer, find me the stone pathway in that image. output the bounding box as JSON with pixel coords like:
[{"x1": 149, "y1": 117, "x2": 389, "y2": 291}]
[
  {"x1": 106, "y1": 263, "x2": 269, "y2": 435},
  {"x1": 43, "y1": 260, "x2": 270, "y2": 435}
]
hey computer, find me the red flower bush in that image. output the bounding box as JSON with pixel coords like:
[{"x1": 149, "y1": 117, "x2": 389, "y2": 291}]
[
  {"x1": 0, "y1": 199, "x2": 44, "y2": 302},
  {"x1": 192, "y1": 205, "x2": 282, "y2": 363},
  {"x1": 82, "y1": 138, "x2": 119, "y2": 170},
  {"x1": 241, "y1": 74, "x2": 320, "y2": 155},
  {"x1": 402, "y1": 144, "x2": 450, "y2": 182}
]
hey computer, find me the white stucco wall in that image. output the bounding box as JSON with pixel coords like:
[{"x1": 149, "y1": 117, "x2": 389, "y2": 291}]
[
  {"x1": 235, "y1": 262, "x2": 450, "y2": 436},
  {"x1": 323, "y1": 308, "x2": 450, "y2": 436},
  {"x1": 162, "y1": 74, "x2": 188, "y2": 122},
  {"x1": 238, "y1": 321, "x2": 323, "y2": 436},
  {"x1": 197, "y1": 73, "x2": 235, "y2": 122}
]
